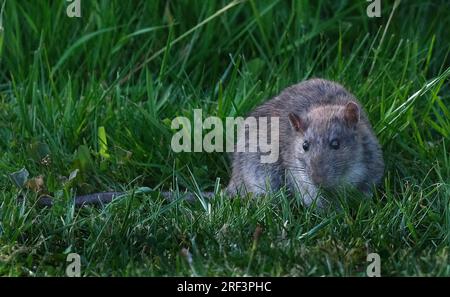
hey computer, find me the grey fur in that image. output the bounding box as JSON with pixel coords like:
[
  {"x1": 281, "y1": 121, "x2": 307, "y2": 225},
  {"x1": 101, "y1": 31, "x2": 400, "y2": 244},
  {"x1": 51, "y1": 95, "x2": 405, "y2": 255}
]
[{"x1": 226, "y1": 78, "x2": 384, "y2": 207}]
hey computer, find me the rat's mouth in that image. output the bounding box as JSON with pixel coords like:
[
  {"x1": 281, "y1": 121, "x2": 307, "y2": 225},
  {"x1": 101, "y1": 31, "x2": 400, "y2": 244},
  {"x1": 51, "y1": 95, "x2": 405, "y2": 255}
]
[{"x1": 311, "y1": 177, "x2": 339, "y2": 190}]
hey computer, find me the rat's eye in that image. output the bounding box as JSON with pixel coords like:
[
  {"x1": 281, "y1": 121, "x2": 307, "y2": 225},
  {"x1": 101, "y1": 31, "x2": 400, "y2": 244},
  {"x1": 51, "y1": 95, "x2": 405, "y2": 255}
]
[
  {"x1": 302, "y1": 140, "x2": 310, "y2": 152},
  {"x1": 330, "y1": 139, "x2": 340, "y2": 150}
]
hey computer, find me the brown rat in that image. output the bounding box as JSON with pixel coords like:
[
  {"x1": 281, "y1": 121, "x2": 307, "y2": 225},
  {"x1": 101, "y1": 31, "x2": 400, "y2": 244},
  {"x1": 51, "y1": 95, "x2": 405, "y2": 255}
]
[
  {"x1": 226, "y1": 78, "x2": 384, "y2": 207},
  {"x1": 31, "y1": 78, "x2": 383, "y2": 208}
]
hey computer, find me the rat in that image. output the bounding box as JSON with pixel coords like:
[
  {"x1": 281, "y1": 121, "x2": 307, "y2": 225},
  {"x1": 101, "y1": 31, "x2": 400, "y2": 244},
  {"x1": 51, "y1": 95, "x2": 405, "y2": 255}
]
[
  {"x1": 226, "y1": 78, "x2": 384, "y2": 207},
  {"x1": 30, "y1": 78, "x2": 383, "y2": 208}
]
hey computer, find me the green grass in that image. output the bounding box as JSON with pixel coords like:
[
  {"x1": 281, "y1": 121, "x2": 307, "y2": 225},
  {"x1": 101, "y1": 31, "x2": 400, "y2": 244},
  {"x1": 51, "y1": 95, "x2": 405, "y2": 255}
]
[{"x1": 0, "y1": 0, "x2": 449, "y2": 276}]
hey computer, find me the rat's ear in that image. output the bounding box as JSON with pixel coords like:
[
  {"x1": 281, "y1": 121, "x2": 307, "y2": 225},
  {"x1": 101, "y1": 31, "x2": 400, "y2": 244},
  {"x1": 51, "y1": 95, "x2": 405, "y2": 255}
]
[
  {"x1": 288, "y1": 112, "x2": 308, "y2": 133},
  {"x1": 344, "y1": 101, "x2": 360, "y2": 126}
]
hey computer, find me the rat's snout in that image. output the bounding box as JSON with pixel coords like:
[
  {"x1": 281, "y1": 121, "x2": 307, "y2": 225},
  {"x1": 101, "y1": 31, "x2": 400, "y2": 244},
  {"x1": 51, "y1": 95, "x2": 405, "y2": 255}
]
[
  {"x1": 311, "y1": 171, "x2": 323, "y2": 185},
  {"x1": 310, "y1": 157, "x2": 326, "y2": 185}
]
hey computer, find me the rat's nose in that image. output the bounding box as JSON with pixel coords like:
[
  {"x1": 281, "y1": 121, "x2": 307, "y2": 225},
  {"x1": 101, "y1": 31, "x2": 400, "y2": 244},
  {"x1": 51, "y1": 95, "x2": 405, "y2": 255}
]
[
  {"x1": 310, "y1": 158, "x2": 325, "y2": 185},
  {"x1": 311, "y1": 170, "x2": 323, "y2": 185}
]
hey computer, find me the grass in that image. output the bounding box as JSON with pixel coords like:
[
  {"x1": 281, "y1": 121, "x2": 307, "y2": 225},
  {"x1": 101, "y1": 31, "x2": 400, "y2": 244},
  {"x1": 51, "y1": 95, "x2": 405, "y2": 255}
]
[{"x1": 0, "y1": 0, "x2": 449, "y2": 276}]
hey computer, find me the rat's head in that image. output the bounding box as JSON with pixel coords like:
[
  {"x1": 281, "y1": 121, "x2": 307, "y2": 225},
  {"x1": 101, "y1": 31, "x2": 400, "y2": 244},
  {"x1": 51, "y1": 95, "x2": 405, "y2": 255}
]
[{"x1": 288, "y1": 101, "x2": 362, "y2": 188}]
